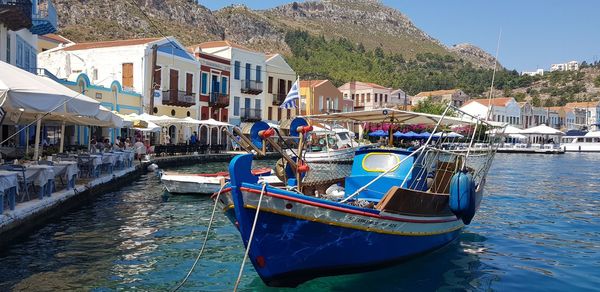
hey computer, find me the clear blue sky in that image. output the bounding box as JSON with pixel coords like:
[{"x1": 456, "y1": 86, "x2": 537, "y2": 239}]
[{"x1": 198, "y1": 0, "x2": 600, "y2": 71}]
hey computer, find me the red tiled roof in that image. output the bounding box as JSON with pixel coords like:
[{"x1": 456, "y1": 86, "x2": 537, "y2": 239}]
[
  {"x1": 464, "y1": 97, "x2": 513, "y2": 107},
  {"x1": 300, "y1": 80, "x2": 327, "y2": 88},
  {"x1": 194, "y1": 40, "x2": 254, "y2": 52},
  {"x1": 39, "y1": 33, "x2": 71, "y2": 44},
  {"x1": 62, "y1": 38, "x2": 161, "y2": 51},
  {"x1": 564, "y1": 101, "x2": 600, "y2": 108},
  {"x1": 414, "y1": 89, "x2": 460, "y2": 97}
]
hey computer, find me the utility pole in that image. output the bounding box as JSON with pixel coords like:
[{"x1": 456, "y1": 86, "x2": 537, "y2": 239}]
[{"x1": 148, "y1": 44, "x2": 158, "y2": 115}]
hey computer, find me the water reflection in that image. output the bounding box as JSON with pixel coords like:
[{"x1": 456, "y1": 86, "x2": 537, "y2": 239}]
[{"x1": 0, "y1": 154, "x2": 599, "y2": 291}]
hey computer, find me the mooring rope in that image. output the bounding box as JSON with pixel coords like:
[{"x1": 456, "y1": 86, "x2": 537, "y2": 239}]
[
  {"x1": 233, "y1": 182, "x2": 267, "y2": 291},
  {"x1": 171, "y1": 182, "x2": 227, "y2": 292}
]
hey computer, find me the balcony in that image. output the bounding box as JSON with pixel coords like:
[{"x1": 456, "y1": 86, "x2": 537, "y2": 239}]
[
  {"x1": 326, "y1": 109, "x2": 342, "y2": 113},
  {"x1": 272, "y1": 93, "x2": 286, "y2": 106},
  {"x1": 30, "y1": 0, "x2": 57, "y2": 35},
  {"x1": 162, "y1": 89, "x2": 196, "y2": 107},
  {"x1": 241, "y1": 80, "x2": 263, "y2": 95},
  {"x1": 0, "y1": 0, "x2": 32, "y2": 31},
  {"x1": 208, "y1": 92, "x2": 229, "y2": 108},
  {"x1": 240, "y1": 108, "x2": 262, "y2": 122}
]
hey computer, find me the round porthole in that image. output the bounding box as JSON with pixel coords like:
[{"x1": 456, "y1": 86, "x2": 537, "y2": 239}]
[
  {"x1": 153, "y1": 107, "x2": 158, "y2": 114},
  {"x1": 187, "y1": 111, "x2": 191, "y2": 117},
  {"x1": 171, "y1": 109, "x2": 176, "y2": 116}
]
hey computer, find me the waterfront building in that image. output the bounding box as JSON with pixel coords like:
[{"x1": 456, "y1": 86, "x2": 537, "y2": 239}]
[
  {"x1": 521, "y1": 69, "x2": 544, "y2": 77},
  {"x1": 38, "y1": 36, "x2": 201, "y2": 143},
  {"x1": 36, "y1": 70, "x2": 142, "y2": 144},
  {"x1": 460, "y1": 97, "x2": 521, "y2": 126},
  {"x1": 300, "y1": 80, "x2": 346, "y2": 115},
  {"x1": 412, "y1": 89, "x2": 469, "y2": 107},
  {"x1": 564, "y1": 101, "x2": 600, "y2": 130},
  {"x1": 0, "y1": 0, "x2": 58, "y2": 73},
  {"x1": 193, "y1": 41, "x2": 267, "y2": 126},
  {"x1": 265, "y1": 53, "x2": 297, "y2": 122},
  {"x1": 338, "y1": 81, "x2": 392, "y2": 111},
  {"x1": 390, "y1": 89, "x2": 410, "y2": 109},
  {"x1": 550, "y1": 61, "x2": 579, "y2": 72},
  {"x1": 519, "y1": 102, "x2": 534, "y2": 128}
]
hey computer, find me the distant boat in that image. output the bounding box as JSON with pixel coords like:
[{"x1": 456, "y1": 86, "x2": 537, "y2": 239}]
[
  {"x1": 216, "y1": 108, "x2": 503, "y2": 287},
  {"x1": 561, "y1": 131, "x2": 600, "y2": 152}
]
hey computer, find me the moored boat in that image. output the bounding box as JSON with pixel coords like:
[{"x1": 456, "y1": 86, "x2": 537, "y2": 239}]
[
  {"x1": 561, "y1": 131, "x2": 600, "y2": 152},
  {"x1": 216, "y1": 107, "x2": 502, "y2": 287},
  {"x1": 161, "y1": 168, "x2": 275, "y2": 194}
]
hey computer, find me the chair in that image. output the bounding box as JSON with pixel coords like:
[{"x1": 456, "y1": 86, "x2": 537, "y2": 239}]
[
  {"x1": 77, "y1": 155, "x2": 95, "y2": 178},
  {"x1": 6, "y1": 165, "x2": 34, "y2": 202}
]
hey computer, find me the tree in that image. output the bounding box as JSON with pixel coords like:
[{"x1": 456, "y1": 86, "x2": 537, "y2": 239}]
[
  {"x1": 531, "y1": 96, "x2": 541, "y2": 107},
  {"x1": 374, "y1": 47, "x2": 384, "y2": 59},
  {"x1": 544, "y1": 98, "x2": 555, "y2": 107},
  {"x1": 595, "y1": 76, "x2": 600, "y2": 87},
  {"x1": 413, "y1": 99, "x2": 449, "y2": 115}
]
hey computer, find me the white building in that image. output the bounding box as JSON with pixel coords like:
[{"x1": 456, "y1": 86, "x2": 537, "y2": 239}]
[
  {"x1": 565, "y1": 101, "x2": 600, "y2": 131},
  {"x1": 390, "y1": 89, "x2": 410, "y2": 109},
  {"x1": 265, "y1": 53, "x2": 297, "y2": 122},
  {"x1": 195, "y1": 41, "x2": 267, "y2": 126},
  {"x1": 412, "y1": 89, "x2": 470, "y2": 107},
  {"x1": 338, "y1": 81, "x2": 393, "y2": 111},
  {"x1": 38, "y1": 37, "x2": 201, "y2": 144},
  {"x1": 0, "y1": 0, "x2": 58, "y2": 73},
  {"x1": 460, "y1": 97, "x2": 521, "y2": 126},
  {"x1": 550, "y1": 61, "x2": 579, "y2": 72},
  {"x1": 521, "y1": 69, "x2": 544, "y2": 77}
]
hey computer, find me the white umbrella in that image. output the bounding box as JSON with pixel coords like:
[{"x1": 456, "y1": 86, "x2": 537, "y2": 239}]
[
  {"x1": 521, "y1": 124, "x2": 564, "y2": 135},
  {"x1": 433, "y1": 131, "x2": 464, "y2": 138},
  {"x1": 199, "y1": 118, "x2": 233, "y2": 127}
]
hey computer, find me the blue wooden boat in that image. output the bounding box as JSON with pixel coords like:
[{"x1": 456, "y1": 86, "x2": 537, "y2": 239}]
[{"x1": 218, "y1": 108, "x2": 501, "y2": 287}]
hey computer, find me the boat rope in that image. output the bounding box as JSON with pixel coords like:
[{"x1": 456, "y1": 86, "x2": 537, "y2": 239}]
[
  {"x1": 233, "y1": 182, "x2": 267, "y2": 291},
  {"x1": 171, "y1": 183, "x2": 227, "y2": 292}
]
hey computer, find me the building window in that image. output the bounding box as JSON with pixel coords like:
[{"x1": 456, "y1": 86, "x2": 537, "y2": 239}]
[
  {"x1": 171, "y1": 109, "x2": 176, "y2": 116},
  {"x1": 255, "y1": 99, "x2": 261, "y2": 111},
  {"x1": 256, "y1": 66, "x2": 262, "y2": 82},
  {"x1": 221, "y1": 76, "x2": 228, "y2": 94},
  {"x1": 122, "y1": 63, "x2": 133, "y2": 88},
  {"x1": 319, "y1": 96, "x2": 324, "y2": 111},
  {"x1": 287, "y1": 80, "x2": 292, "y2": 92},
  {"x1": 268, "y1": 76, "x2": 273, "y2": 93},
  {"x1": 245, "y1": 63, "x2": 251, "y2": 81},
  {"x1": 201, "y1": 72, "x2": 208, "y2": 95},
  {"x1": 153, "y1": 107, "x2": 158, "y2": 114},
  {"x1": 234, "y1": 96, "x2": 240, "y2": 116},
  {"x1": 6, "y1": 34, "x2": 10, "y2": 63},
  {"x1": 187, "y1": 111, "x2": 191, "y2": 117},
  {"x1": 234, "y1": 61, "x2": 240, "y2": 80},
  {"x1": 78, "y1": 80, "x2": 85, "y2": 93},
  {"x1": 95, "y1": 92, "x2": 102, "y2": 99},
  {"x1": 186, "y1": 73, "x2": 193, "y2": 95},
  {"x1": 374, "y1": 93, "x2": 378, "y2": 102},
  {"x1": 154, "y1": 66, "x2": 161, "y2": 89},
  {"x1": 268, "y1": 107, "x2": 272, "y2": 120},
  {"x1": 385, "y1": 94, "x2": 388, "y2": 103}
]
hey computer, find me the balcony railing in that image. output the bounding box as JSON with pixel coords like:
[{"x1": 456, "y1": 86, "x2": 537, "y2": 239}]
[
  {"x1": 326, "y1": 109, "x2": 342, "y2": 113},
  {"x1": 208, "y1": 92, "x2": 229, "y2": 108},
  {"x1": 30, "y1": 0, "x2": 57, "y2": 35},
  {"x1": 272, "y1": 93, "x2": 286, "y2": 105},
  {"x1": 240, "y1": 108, "x2": 262, "y2": 122},
  {"x1": 162, "y1": 89, "x2": 196, "y2": 107},
  {"x1": 241, "y1": 80, "x2": 263, "y2": 95},
  {"x1": 0, "y1": 0, "x2": 33, "y2": 31}
]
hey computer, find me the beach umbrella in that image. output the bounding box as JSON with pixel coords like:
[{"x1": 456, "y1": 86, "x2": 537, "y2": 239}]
[
  {"x1": 392, "y1": 131, "x2": 404, "y2": 138},
  {"x1": 417, "y1": 131, "x2": 431, "y2": 139},
  {"x1": 368, "y1": 129, "x2": 387, "y2": 137},
  {"x1": 403, "y1": 131, "x2": 419, "y2": 139}
]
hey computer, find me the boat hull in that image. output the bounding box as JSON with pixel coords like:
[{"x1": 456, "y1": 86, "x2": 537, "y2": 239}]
[
  {"x1": 287, "y1": 147, "x2": 357, "y2": 163},
  {"x1": 219, "y1": 185, "x2": 463, "y2": 287},
  {"x1": 563, "y1": 143, "x2": 600, "y2": 152},
  {"x1": 161, "y1": 174, "x2": 223, "y2": 194}
]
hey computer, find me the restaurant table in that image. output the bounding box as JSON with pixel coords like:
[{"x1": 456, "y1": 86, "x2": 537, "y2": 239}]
[
  {"x1": 0, "y1": 170, "x2": 18, "y2": 214},
  {"x1": 24, "y1": 165, "x2": 56, "y2": 199},
  {"x1": 52, "y1": 161, "x2": 79, "y2": 189}
]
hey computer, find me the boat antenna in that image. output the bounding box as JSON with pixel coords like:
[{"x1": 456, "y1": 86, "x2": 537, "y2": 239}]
[{"x1": 486, "y1": 29, "x2": 502, "y2": 121}]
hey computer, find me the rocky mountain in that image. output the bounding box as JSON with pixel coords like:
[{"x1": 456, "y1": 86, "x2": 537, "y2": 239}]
[
  {"x1": 53, "y1": 0, "x2": 496, "y2": 68},
  {"x1": 449, "y1": 43, "x2": 498, "y2": 69}
]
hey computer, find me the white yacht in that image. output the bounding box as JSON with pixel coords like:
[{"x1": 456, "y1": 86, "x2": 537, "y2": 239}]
[
  {"x1": 286, "y1": 126, "x2": 362, "y2": 163},
  {"x1": 561, "y1": 131, "x2": 600, "y2": 152}
]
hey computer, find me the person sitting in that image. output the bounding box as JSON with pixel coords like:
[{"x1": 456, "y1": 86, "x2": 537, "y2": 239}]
[{"x1": 190, "y1": 131, "x2": 198, "y2": 145}]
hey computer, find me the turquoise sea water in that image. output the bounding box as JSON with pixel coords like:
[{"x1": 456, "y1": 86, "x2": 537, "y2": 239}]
[{"x1": 0, "y1": 154, "x2": 599, "y2": 291}]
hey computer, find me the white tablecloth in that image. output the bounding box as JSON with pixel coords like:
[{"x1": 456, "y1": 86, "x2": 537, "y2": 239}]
[
  {"x1": 87, "y1": 155, "x2": 103, "y2": 167},
  {"x1": 53, "y1": 161, "x2": 79, "y2": 179},
  {"x1": 101, "y1": 153, "x2": 117, "y2": 166},
  {"x1": 23, "y1": 165, "x2": 55, "y2": 187},
  {"x1": 0, "y1": 170, "x2": 19, "y2": 191}
]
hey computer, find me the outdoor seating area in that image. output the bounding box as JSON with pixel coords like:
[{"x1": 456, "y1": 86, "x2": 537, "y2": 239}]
[
  {"x1": 0, "y1": 150, "x2": 135, "y2": 215},
  {"x1": 153, "y1": 144, "x2": 227, "y2": 156}
]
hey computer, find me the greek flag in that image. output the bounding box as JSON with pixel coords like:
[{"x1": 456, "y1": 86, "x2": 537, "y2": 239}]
[{"x1": 280, "y1": 79, "x2": 299, "y2": 109}]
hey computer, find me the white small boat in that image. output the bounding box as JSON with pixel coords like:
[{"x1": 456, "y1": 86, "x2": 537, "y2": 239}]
[
  {"x1": 287, "y1": 126, "x2": 363, "y2": 163},
  {"x1": 561, "y1": 131, "x2": 600, "y2": 152},
  {"x1": 161, "y1": 168, "x2": 278, "y2": 194}
]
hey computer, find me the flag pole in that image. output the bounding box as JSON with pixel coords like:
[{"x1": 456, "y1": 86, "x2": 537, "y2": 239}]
[{"x1": 296, "y1": 75, "x2": 300, "y2": 117}]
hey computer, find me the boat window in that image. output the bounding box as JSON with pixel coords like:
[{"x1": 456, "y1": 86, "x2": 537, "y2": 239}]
[
  {"x1": 585, "y1": 138, "x2": 593, "y2": 143},
  {"x1": 577, "y1": 138, "x2": 584, "y2": 142},
  {"x1": 362, "y1": 153, "x2": 400, "y2": 172},
  {"x1": 337, "y1": 132, "x2": 349, "y2": 141}
]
